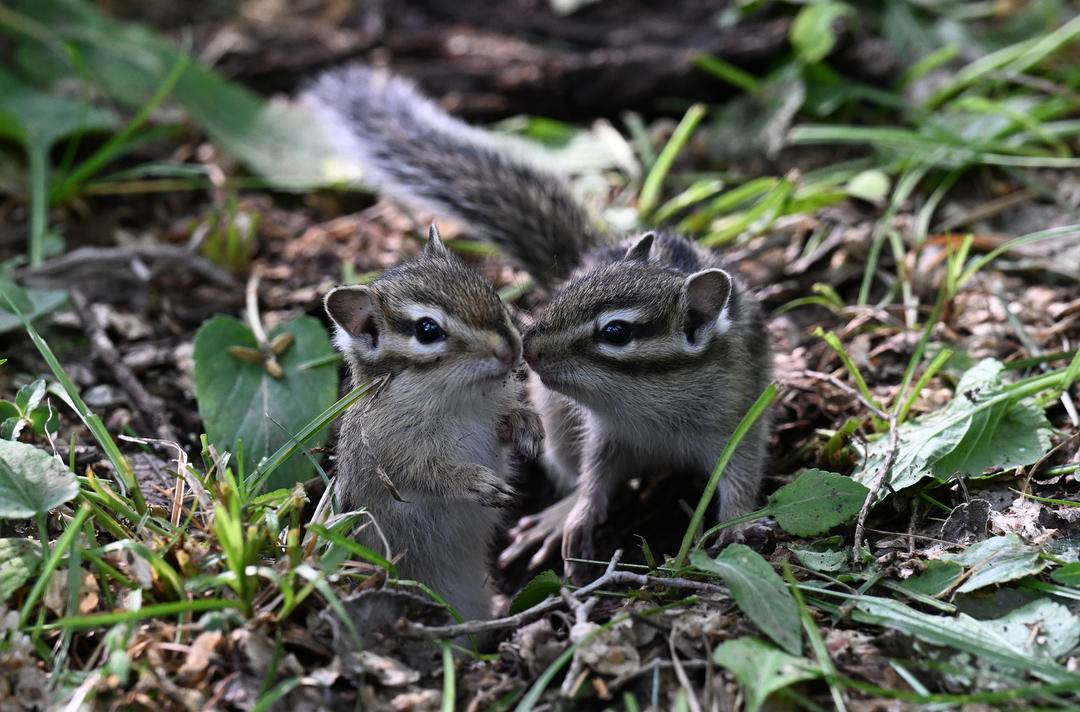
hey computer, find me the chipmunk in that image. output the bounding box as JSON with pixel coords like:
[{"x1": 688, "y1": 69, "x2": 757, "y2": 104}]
[
  {"x1": 325, "y1": 224, "x2": 543, "y2": 619},
  {"x1": 304, "y1": 68, "x2": 771, "y2": 582}
]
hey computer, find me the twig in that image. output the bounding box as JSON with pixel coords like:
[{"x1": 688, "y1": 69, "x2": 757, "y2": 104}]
[
  {"x1": 69, "y1": 289, "x2": 180, "y2": 444},
  {"x1": 794, "y1": 369, "x2": 891, "y2": 421},
  {"x1": 20, "y1": 245, "x2": 236, "y2": 288},
  {"x1": 669, "y1": 631, "x2": 704, "y2": 712},
  {"x1": 401, "y1": 551, "x2": 727, "y2": 639},
  {"x1": 853, "y1": 413, "x2": 899, "y2": 559}
]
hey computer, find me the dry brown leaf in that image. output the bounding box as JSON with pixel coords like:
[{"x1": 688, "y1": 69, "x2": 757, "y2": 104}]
[{"x1": 178, "y1": 631, "x2": 223, "y2": 681}]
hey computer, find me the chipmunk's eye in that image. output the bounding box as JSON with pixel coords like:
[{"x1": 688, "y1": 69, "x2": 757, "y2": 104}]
[
  {"x1": 414, "y1": 317, "x2": 446, "y2": 344},
  {"x1": 598, "y1": 320, "x2": 634, "y2": 346}
]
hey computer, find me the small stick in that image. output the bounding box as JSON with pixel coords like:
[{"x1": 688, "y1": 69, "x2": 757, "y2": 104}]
[
  {"x1": 22, "y1": 245, "x2": 235, "y2": 288},
  {"x1": 69, "y1": 288, "x2": 179, "y2": 444},
  {"x1": 853, "y1": 413, "x2": 899, "y2": 559},
  {"x1": 794, "y1": 369, "x2": 890, "y2": 421},
  {"x1": 402, "y1": 552, "x2": 727, "y2": 639}
]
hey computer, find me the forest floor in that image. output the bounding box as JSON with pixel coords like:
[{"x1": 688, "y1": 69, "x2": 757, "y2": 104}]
[{"x1": 1, "y1": 1, "x2": 1080, "y2": 710}]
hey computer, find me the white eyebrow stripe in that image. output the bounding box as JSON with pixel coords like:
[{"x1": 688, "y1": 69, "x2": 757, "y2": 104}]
[
  {"x1": 403, "y1": 303, "x2": 449, "y2": 325},
  {"x1": 596, "y1": 308, "x2": 647, "y2": 325}
]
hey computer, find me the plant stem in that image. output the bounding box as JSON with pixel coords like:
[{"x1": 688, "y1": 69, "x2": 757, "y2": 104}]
[
  {"x1": 35, "y1": 512, "x2": 50, "y2": 561},
  {"x1": 28, "y1": 149, "x2": 48, "y2": 267}
]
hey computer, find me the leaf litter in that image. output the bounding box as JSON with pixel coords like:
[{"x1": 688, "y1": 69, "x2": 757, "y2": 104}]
[{"x1": 0, "y1": 0, "x2": 1079, "y2": 710}]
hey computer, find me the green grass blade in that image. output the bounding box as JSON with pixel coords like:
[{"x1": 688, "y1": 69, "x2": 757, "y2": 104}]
[
  {"x1": 49, "y1": 54, "x2": 190, "y2": 203},
  {"x1": 694, "y1": 54, "x2": 761, "y2": 93},
  {"x1": 247, "y1": 380, "x2": 375, "y2": 492},
  {"x1": 43, "y1": 598, "x2": 243, "y2": 631},
  {"x1": 0, "y1": 289, "x2": 144, "y2": 511},
  {"x1": 673, "y1": 383, "x2": 779, "y2": 569},
  {"x1": 638, "y1": 104, "x2": 707, "y2": 218},
  {"x1": 19, "y1": 503, "x2": 92, "y2": 627}
]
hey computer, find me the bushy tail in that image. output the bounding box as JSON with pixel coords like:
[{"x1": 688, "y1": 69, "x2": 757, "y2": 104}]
[{"x1": 301, "y1": 66, "x2": 601, "y2": 286}]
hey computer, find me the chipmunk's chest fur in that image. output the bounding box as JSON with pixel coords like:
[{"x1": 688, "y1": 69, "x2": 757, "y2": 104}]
[{"x1": 337, "y1": 371, "x2": 520, "y2": 500}]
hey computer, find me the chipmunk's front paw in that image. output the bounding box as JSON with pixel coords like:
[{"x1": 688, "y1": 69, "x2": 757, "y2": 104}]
[
  {"x1": 496, "y1": 408, "x2": 545, "y2": 460},
  {"x1": 562, "y1": 497, "x2": 604, "y2": 584},
  {"x1": 462, "y1": 465, "x2": 518, "y2": 509}
]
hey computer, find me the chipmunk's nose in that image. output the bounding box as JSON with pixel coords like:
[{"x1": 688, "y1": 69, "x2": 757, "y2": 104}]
[{"x1": 488, "y1": 335, "x2": 515, "y2": 366}]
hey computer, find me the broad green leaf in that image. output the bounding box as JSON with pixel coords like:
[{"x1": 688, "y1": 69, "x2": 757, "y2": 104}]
[
  {"x1": 0, "y1": 282, "x2": 67, "y2": 334},
  {"x1": 712, "y1": 637, "x2": 817, "y2": 712},
  {"x1": 790, "y1": 1, "x2": 854, "y2": 64},
  {"x1": 1051, "y1": 562, "x2": 1080, "y2": 586},
  {"x1": 0, "y1": 439, "x2": 78, "y2": 518},
  {"x1": 15, "y1": 379, "x2": 45, "y2": 413},
  {"x1": 767, "y1": 469, "x2": 868, "y2": 537},
  {"x1": 845, "y1": 169, "x2": 890, "y2": 204},
  {"x1": 0, "y1": 402, "x2": 18, "y2": 421},
  {"x1": 691, "y1": 546, "x2": 802, "y2": 655},
  {"x1": 0, "y1": 273, "x2": 34, "y2": 315},
  {"x1": 982, "y1": 599, "x2": 1079, "y2": 661},
  {"x1": 28, "y1": 405, "x2": 59, "y2": 437},
  {"x1": 855, "y1": 359, "x2": 1052, "y2": 500},
  {"x1": 790, "y1": 538, "x2": 847, "y2": 573},
  {"x1": 0, "y1": 68, "x2": 115, "y2": 153},
  {"x1": 194, "y1": 315, "x2": 338, "y2": 491},
  {"x1": 9, "y1": 1, "x2": 346, "y2": 190},
  {"x1": 940, "y1": 534, "x2": 1044, "y2": 593},
  {"x1": 0, "y1": 538, "x2": 41, "y2": 600},
  {"x1": 853, "y1": 595, "x2": 1080, "y2": 683},
  {"x1": 0, "y1": 418, "x2": 20, "y2": 441},
  {"x1": 510, "y1": 570, "x2": 562, "y2": 615},
  {"x1": 903, "y1": 560, "x2": 963, "y2": 597}
]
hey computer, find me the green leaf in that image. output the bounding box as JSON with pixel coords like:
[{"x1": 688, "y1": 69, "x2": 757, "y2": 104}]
[
  {"x1": 982, "y1": 599, "x2": 1080, "y2": 661},
  {"x1": 940, "y1": 534, "x2": 1044, "y2": 593},
  {"x1": 1, "y1": 417, "x2": 23, "y2": 441},
  {"x1": 1050, "y1": 562, "x2": 1080, "y2": 586},
  {"x1": 0, "y1": 538, "x2": 42, "y2": 600},
  {"x1": 790, "y1": 538, "x2": 847, "y2": 573},
  {"x1": 767, "y1": 469, "x2": 868, "y2": 537},
  {"x1": 855, "y1": 359, "x2": 1052, "y2": 501},
  {"x1": 28, "y1": 405, "x2": 59, "y2": 437},
  {"x1": 510, "y1": 570, "x2": 562, "y2": 615},
  {"x1": 9, "y1": 2, "x2": 346, "y2": 190},
  {"x1": 790, "y1": 1, "x2": 854, "y2": 64},
  {"x1": 194, "y1": 315, "x2": 338, "y2": 491},
  {"x1": 691, "y1": 546, "x2": 802, "y2": 655},
  {"x1": 852, "y1": 595, "x2": 1080, "y2": 683},
  {"x1": 712, "y1": 637, "x2": 817, "y2": 712},
  {"x1": 0, "y1": 439, "x2": 79, "y2": 518},
  {"x1": 0, "y1": 273, "x2": 34, "y2": 316},
  {"x1": 903, "y1": 560, "x2": 963, "y2": 597},
  {"x1": 845, "y1": 169, "x2": 891, "y2": 205},
  {"x1": 0, "y1": 402, "x2": 19, "y2": 421},
  {"x1": 0, "y1": 68, "x2": 116, "y2": 153},
  {"x1": 15, "y1": 379, "x2": 45, "y2": 413},
  {"x1": 0, "y1": 283, "x2": 67, "y2": 334}
]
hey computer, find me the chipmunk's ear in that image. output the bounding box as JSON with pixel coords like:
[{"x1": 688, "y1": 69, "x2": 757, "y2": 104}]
[
  {"x1": 422, "y1": 222, "x2": 451, "y2": 258},
  {"x1": 624, "y1": 232, "x2": 655, "y2": 262},
  {"x1": 680, "y1": 269, "x2": 733, "y2": 346},
  {"x1": 325, "y1": 285, "x2": 380, "y2": 350}
]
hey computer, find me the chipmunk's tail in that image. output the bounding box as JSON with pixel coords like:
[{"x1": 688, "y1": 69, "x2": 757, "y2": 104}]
[{"x1": 301, "y1": 66, "x2": 602, "y2": 286}]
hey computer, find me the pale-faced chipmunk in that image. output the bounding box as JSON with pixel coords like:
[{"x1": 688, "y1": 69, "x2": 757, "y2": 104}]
[
  {"x1": 304, "y1": 68, "x2": 771, "y2": 581},
  {"x1": 325, "y1": 224, "x2": 543, "y2": 619}
]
